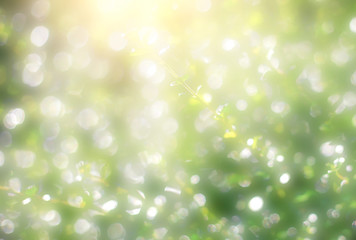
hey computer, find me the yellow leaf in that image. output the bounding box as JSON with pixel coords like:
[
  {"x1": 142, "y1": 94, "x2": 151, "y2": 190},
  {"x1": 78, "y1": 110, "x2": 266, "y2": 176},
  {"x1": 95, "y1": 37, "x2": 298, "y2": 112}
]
[{"x1": 224, "y1": 130, "x2": 237, "y2": 139}]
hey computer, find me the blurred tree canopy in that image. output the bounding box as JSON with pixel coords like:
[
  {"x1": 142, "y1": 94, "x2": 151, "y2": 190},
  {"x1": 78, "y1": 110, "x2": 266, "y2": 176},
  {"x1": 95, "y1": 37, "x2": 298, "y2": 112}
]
[{"x1": 0, "y1": 0, "x2": 356, "y2": 239}]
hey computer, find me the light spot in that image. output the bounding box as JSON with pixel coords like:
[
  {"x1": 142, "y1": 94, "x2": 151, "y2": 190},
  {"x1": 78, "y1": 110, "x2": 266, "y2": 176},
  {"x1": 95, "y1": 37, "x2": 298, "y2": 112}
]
[
  {"x1": 164, "y1": 186, "x2": 181, "y2": 195},
  {"x1": 320, "y1": 141, "x2": 335, "y2": 157},
  {"x1": 248, "y1": 196, "x2": 263, "y2": 211},
  {"x1": 150, "y1": 101, "x2": 168, "y2": 119},
  {"x1": 276, "y1": 155, "x2": 284, "y2": 162},
  {"x1": 61, "y1": 136, "x2": 78, "y2": 154},
  {"x1": 40, "y1": 210, "x2": 61, "y2": 226},
  {"x1": 109, "y1": 32, "x2": 127, "y2": 51},
  {"x1": 351, "y1": 71, "x2": 356, "y2": 86},
  {"x1": 154, "y1": 195, "x2": 166, "y2": 206},
  {"x1": 101, "y1": 200, "x2": 118, "y2": 212},
  {"x1": 40, "y1": 96, "x2": 63, "y2": 117},
  {"x1": 22, "y1": 197, "x2": 31, "y2": 205},
  {"x1": 68, "y1": 196, "x2": 83, "y2": 208},
  {"x1": 3, "y1": 108, "x2": 25, "y2": 129},
  {"x1": 247, "y1": 138, "x2": 254, "y2": 146},
  {"x1": 179, "y1": 235, "x2": 190, "y2": 240},
  {"x1": 196, "y1": 0, "x2": 211, "y2": 12},
  {"x1": 139, "y1": 60, "x2": 157, "y2": 79},
  {"x1": 53, "y1": 153, "x2": 69, "y2": 169},
  {"x1": 53, "y1": 52, "x2": 72, "y2": 71},
  {"x1": 74, "y1": 219, "x2": 90, "y2": 234},
  {"x1": 193, "y1": 193, "x2": 206, "y2": 207},
  {"x1": 125, "y1": 163, "x2": 145, "y2": 184},
  {"x1": 346, "y1": 165, "x2": 353, "y2": 172},
  {"x1": 72, "y1": 50, "x2": 91, "y2": 69},
  {"x1": 126, "y1": 208, "x2": 141, "y2": 215},
  {"x1": 308, "y1": 213, "x2": 318, "y2": 223},
  {"x1": 239, "y1": 53, "x2": 250, "y2": 68},
  {"x1": 331, "y1": 48, "x2": 349, "y2": 65},
  {"x1": 0, "y1": 151, "x2": 4, "y2": 167},
  {"x1": 139, "y1": 27, "x2": 158, "y2": 45},
  {"x1": 271, "y1": 101, "x2": 288, "y2": 114},
  {"x1": 42, "y1": 194, "x2": 51, "y2": 201},
  {"x1": 61, "y1": 170, "x2": 74, "y2": 184},
  {"x1": 153, "y1": 227, "x2": 168, "y2": 239},
  {"x1": 350, "y1": 17, "x2": 356, "y2": 33},
  {"x1": 107, "y1": 223, "x2": 125, "y2": 239},
  {"x1": 190, "y1": 175, "x2": 200, "y2": 184},
  {"x1": 130, "y1": 117, "x2": 151, "y2": 140},
  {"x1": 236, "y1": 99, "x2": 248, "y2": 111},
  {"x1": 203, "y1": 93, "x2": 212, "y2": 103},
  {"x1": 163, "y1": 118, "x2": 179, "y2": 135},
  {"x1": 263, "y1": 35, "x2": 277, "y2": 49},
  {"x1": 15, "y1": 150, "x2": 35, "y2": 168},
  {"x1": 67, "y1": 26, "x2": 88, "y2": 48},
  {"x1": 30, "y1": 26, "x2": 49, "y2": 47},
  {"x1": 25, "y1": 53, "x2": 43, "y2": 73},
  {"x1": 222, "y1": 38, "x2": 239, "y2": 51},
  {"x1": 31, "y1": 0, "x2": 50, "y2": 18},
  {"x1": 245, "y1": 85, "x2": 257, "y2": 96},
  {"x1": 22, "y1": 67, "x2": 43, "y2": 87},
  {"x1": 9, "y1": 178, "x2": 21, "y2": 193},
  {"x1": 207, "y1": 224, "x2": 217, "y2": 232},
  {"x1": 335, "y1": 145, "x2": 344, "y2": 154},
  {"x1": 147, "y1": 207, "x2": 158, "y2": 220},
  {"x1": 287, "y1": 227, "x2": 297, "y2": 237},
  {"x1": 76, "y1": 108, "x2": 99, "y2": 129},
  {"x1": 279, "y1": 173, "x2": 290, "y2": 184},
  {"x1": 240, "y1": 148, "x2": 251, "y2": 159},
  {"x1": 93, "y1": 129, "x2": 113, "y2": 149},
  {"x1": 1, "y1": 219, "x2": 14, "y2": 234},
  {"x1": 207, "y1": 74, "x2": 223, "y2": 89}
]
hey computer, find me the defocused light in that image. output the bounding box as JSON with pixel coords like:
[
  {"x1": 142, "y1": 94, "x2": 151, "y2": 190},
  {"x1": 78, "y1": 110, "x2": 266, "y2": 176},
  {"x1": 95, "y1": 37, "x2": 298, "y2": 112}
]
[
  {"x1": 53, "y1": 52, "x2": 72, "y2": 72},
  {"x1": 153, "y1": 227, "x2": 168, "y2": 239},
  {"x1": 31, "y1": 0, "x2": 50, "y2": 18},
  {"x1": 164, "y1": 186, "x2": 181, "y2": 195},
  {"x1": 15, "y1": 150, "x2": 35, "y2": 168},
  {"x1": 101, "y1": 200, "x2": 118, "y2": 212},
  {"x1": 0, "y1": 151, "x2": 4, "y2": 166},
  {"x1": 248, "y1": 196, "x2": 263, "y2": 211},
  {"x1": 42, "y1": 194, "x2": 51, "y2": 201},
  {"x1": 67, "y1": 26, "x2": 89, "y2": 48},
  {"x1": 40, "y1": 96, "x2": 63, "y2": 117},
  {"x1": 53, "y1": 153, "x2": 69, "y2": 169},
  {"x1": 320, "y1": 141, "x2": 335, "y2": 157},
  {"x1": 236, "y1": 100, "x2": 248, "y2": 111},
  {"x1": 350, "y1": 17, "x2": 356, "y2": 33},
  {"x1": 222, "y1": 38, "x2": 238, "y2": 51},
  {"x1": 74, "y1": 219, "x2": 91, "y2": 234},
  {"x1": 146, "y1": 207, "x2": 158, "y2": 220},
  {"x1": 9, "y1": 178, "x2": 21, "y2": 193},
  {"x1": 3, "y1": 108, "x2": 25, "y2": 129},
  {"x1": 190, "y1": 175, "x2": 200, "y2": 184},
  {"x1": 308, "y1": 213, "x2": 318, "y2": 223},
  {"x1": 279, "y1": 173, "x2": 290, "y2": 184},
  {"x1": 107, "y1": 223, "x2": 125, "y2": 239},
  {"x1": 108, "y1": 32, "x2": 127, "y2": 51},
  {"x1": 1, "y1": 219, "x2": 15, "y2": 234},
  {"x1": 196, "y1": 0, "x2": 212, "y2": 12},
  {"x1": 139, "y1": 60, "x2": 157, "y2": 79},
  {"x1": 154, "y1": 195, "x2": 166, "y2": 206},
  {"x1": 61, "y1": 136, "x2": 78, "y2": 154},
  {"x1": 30, "y1": 26, "x2": 49, "y2": 47},
  {"x1": 77, "y1": 108, "x2": 99, "y2": 129},
  {"x1": 193, "y1": 193, "x2": 206, "y2": 207}
]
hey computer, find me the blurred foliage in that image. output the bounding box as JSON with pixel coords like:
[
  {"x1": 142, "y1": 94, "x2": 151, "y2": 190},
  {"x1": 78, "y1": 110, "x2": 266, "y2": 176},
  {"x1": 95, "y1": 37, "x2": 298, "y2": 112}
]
[{"x1": 0, "y1": 0, "x2": 356, "y2": 239}]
